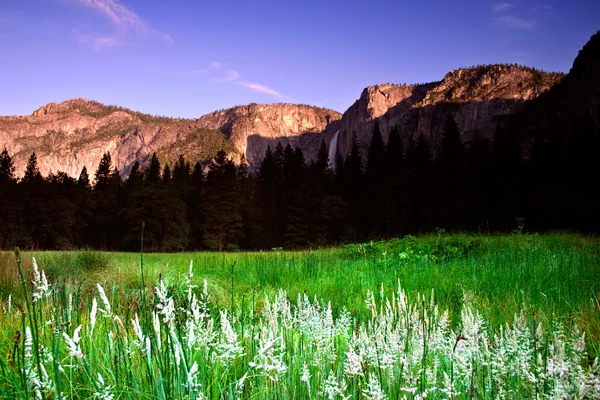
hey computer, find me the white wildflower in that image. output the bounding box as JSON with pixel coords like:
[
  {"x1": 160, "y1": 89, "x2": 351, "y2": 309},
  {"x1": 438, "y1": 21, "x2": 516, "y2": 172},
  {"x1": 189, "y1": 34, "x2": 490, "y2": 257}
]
[
  {"x1": 94, "y1": 373, "x2": 114, "y2": 400},
  {"x1": 249, "y1": 333, "x2": 287, "y2": 382},
  {"x1": 24, "y1": 326, "x2": 33, "y2": 360},
  {"x1": 319, "y1": 371, "x2": 348, "y2": 399},
  {"x1": 185, "y1": 361, "x2": 204, "y2": 397},
  {"x1": 235, "y1": 372, "x2": 248, "y2": 399},
  {"x1": 214, "y1": 310, "x2": 244, "y2": 364},
  {"x1": 63, "y1": 325, "x2": 84, "y2": 359},
  {"x1": 32, "y1": 257, "x2": 51, "y2": 302},
  {"x1": 90, "y1": 297, "x2": 98, "y2": 336},
  {"x1": 300, "y1": 363, "x2": 311, "y2": 391},
  {"x1": 344, "y1": 339, "x2": 364, "y2": 377},
  {"x1": 131, "y1": 313, "x2": 144, "y2": 345},
  {"x1": 152, "y1": 311, "x2": 162, "y2": 350},
  {"x1": 362, "y1": 374, "x2": 386, "y2": 400},
  {"x1": 97, "y1": 284, "x2": 111, "y2": 316}
]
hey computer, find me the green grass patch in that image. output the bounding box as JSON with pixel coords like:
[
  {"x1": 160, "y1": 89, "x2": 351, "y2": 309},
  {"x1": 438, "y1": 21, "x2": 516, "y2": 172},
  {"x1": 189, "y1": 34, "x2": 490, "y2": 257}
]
[{"x1": 0, "y1": 233, "x2": 598, "y2": 398}]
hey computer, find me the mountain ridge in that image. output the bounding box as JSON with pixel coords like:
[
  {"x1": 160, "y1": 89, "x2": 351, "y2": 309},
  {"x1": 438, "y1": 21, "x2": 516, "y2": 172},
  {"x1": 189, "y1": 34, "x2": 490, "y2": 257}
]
[{"x1": 0, "y1": 63, "x2": 565, "y2": 178}]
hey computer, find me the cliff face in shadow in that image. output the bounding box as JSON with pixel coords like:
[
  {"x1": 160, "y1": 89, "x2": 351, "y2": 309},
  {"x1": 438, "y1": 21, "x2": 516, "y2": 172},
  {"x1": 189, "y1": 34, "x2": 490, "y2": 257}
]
[
  {"x1": 196, "y1": 103, "x2": 341, "y2": 166},
  {"x1": 332, "y1": 65, "x2": 563, "y2": 162}
]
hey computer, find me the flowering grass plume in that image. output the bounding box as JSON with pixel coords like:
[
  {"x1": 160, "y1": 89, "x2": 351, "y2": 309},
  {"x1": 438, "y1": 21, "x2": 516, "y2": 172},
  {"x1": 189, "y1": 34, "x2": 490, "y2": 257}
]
[{"x1": 0, "y1": 257, "x2": 598, "y2": 399}]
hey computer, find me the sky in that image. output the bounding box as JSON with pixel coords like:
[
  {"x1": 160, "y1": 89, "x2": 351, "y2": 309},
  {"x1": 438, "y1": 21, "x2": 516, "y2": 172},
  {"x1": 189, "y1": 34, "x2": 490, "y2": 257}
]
[{"x1": 0, "y1": 0, "x2": 599, "y2": 118}]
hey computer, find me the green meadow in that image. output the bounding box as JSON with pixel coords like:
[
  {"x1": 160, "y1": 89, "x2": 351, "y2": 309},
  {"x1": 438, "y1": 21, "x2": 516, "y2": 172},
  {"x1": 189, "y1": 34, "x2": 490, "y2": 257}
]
[{"x1": 0, "y1": 233, "x2": 599, "y2": 398}]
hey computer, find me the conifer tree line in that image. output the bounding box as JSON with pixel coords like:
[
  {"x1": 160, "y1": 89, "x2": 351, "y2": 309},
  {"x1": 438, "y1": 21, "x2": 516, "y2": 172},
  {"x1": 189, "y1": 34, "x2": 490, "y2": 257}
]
[{"x1": 0, "y1": 114, "x2": 598, "y2": 251}]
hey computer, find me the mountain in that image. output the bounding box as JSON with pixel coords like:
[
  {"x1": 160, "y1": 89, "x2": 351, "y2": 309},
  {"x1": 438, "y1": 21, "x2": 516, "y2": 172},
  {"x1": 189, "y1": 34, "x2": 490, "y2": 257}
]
[
  {"x1": 504, "y1": 30, "x2": 600, "y2": 143},
  {"x1": 0, "y1": 100, "x2": 340, "y2": 177},
  {"x1": 331, "y1": 65, "x2": 563, "y2": 162},
  {"x1": 0, "y1": 65, "x2": 563, "y2": 178}
]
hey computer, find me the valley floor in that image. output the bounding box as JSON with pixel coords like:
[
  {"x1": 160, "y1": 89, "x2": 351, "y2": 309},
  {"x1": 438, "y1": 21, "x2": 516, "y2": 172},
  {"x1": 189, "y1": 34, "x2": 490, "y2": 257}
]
[{"x1": 0, "y1": 233, "x2": 599, "y2": 398}]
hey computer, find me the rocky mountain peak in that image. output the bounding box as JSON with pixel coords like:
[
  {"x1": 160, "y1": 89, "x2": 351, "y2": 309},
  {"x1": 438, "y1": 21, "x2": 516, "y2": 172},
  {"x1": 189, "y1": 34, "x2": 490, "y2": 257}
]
[
  {"x1": 31, "y1": 98, "x2": 102, "y2": 117},
  {"x1": 419, "y1": 64, "x2": 564, "y2": 106},
  {"x1": 331, "y1": 65, "x2": 563, "y2": 161}
]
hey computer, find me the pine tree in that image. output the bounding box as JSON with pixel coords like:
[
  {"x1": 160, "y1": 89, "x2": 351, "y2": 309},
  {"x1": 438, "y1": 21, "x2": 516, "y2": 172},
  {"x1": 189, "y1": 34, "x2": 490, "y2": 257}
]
[
  {"x1": 315, "y1": 139, "x2": 330, "y2": 177},
  {"x1": 126, "y1": 161, "x2": 143, "y2": 188},
  {"x1": 340, "y1": 134, "x2": 365, "y2": 239},
  {"x1": 365, "y1": 122, "x2": 386, "y2": 180},
  {"x1": 407, "y1": 134, "x2": 434, "y2": 232},
  {"x1": 385, "y1": 125, "x2": 407, "y2": 235},
  {"x1": 0, "y1": 149, "x2": 22, "y2": 248},
  {"x1": 0, "y1": 149, "x2": 16, "y2": 184},
  {"x1": 364, "y1": 122, "x2": 387, "y2": 237},
  {"x1": 435, "y1": 115, "x2": 466, "y2": 229},
  {"x1": 22, "y1": 152, "x2": 43, "y2": 184},
  {"x1": 202, "y1": 150, "x2": 243, "y2": 251},
  {"x1": 77, "y1": 167, "x2": 91, "y2": 190},
  {"x1": 162, "y1": 164, "x2": 172, "y2": 184},
  {"x1": 173, "y1": 155, "x2": 191, "y2": 184},
  {"x1": 145, "y1": 153, "x2": 161, "y2": 184},
  {"x1": 94, "y1": 152, "x2": 113, "y2": 188}
]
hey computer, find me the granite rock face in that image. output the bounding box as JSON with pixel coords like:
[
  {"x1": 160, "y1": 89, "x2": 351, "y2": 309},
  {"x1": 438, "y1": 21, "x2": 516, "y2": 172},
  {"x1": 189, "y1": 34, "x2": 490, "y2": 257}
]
[
  {"x1": 0, "y1": 99, "x2": 341, "y2": 177},
  {"x1": 0, "y1": 65, "x2": 563, "y2": 179},
  {"x1": 196, "y1": 103, "x2": 341, "y2": 166},
  {"x1": 332, "y1": 65, "x2": 563, "y2": 161}
]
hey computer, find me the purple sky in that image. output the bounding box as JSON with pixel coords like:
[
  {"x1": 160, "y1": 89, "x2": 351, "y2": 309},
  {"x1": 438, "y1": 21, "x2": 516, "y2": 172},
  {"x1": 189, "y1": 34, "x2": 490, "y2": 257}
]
[{"x1": 0, "y1": 0, "x2": 598, "y2": 118}]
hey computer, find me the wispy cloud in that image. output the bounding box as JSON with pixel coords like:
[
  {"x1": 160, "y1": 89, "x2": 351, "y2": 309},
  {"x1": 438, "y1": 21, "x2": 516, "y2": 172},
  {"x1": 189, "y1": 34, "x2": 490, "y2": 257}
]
[
  {"x1": 491, "y1": 3, "x2": 514, "y2": 14},
  {"x1": 194, "y1": 63, "x2": 282, "y2": 99},
  {"x1": 75, "y1": 33, "x2": 121, "y2": 49},
  {"x1": 214, "y1": 69, "x2": 240, "y2": 82},
  {"x1": 64, "y1": 0, "x2": 171, "y2": 49},
  {"x1": 235, "y1": 81, "x2": 281, "y2": 97},
  {"x1": 193, "y1": 62, "x2": 221, "y2": 74},
  {"x1": 489, "y1": 2, "x2": 548, "y2": 30},
  {"x1": 492, "y1": 15, "x2": 536, "y2": 29}
]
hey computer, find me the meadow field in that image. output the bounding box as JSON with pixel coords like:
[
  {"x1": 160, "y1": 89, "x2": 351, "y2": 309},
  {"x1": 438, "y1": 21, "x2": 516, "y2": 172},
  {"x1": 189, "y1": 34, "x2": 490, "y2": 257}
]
[{"x1": 0, "y1": 233, "x2": 599, "y2": 398}]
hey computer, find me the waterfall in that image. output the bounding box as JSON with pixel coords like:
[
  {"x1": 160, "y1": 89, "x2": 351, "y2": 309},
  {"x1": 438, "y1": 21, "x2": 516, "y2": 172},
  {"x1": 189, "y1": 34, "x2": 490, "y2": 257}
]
[{"x1": 328, "y1": 130, "x2": 339, "y2": 169}]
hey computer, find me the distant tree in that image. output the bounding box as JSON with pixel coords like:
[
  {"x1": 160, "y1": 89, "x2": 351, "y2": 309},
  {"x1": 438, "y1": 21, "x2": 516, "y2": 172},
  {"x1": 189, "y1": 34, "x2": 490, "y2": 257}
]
[
  {"x1": 384, "y1": 125, "x2": 408, "y2": 235},
  {"x1": 91, "y1": 153, "x2": 123, "y2": 249},
  {"x1": 109, "y1": 167, "x2": 121, "y2": 186},
  {"x1": 435, "y1": 115, "x2": 466, "y2": 229},
  {"x1": 406, "y1": 134, "x2": 434, "y2": 232},
  {"x1": 74, "y1": 166, "x2": 94, "y2": 247},
  {"x1": 162, "y1": 164, "x2": 172, "y2": 184},
  {"x1": 191, "y1": 161, "x2": 204, "y2": 186},
  {"x1": 0, "y1": 149, "x2": 23, "y2": 248},
  {"x1": 173, "y1": 155, "x2": 191, "y2": 185},
  {"x1": 202, "y1": 150, "x2": 243, "y2": 251},
  {"x1": 94, "y1": 152, "x2": 113, "y2": 188},
  {"x1": 145, "y1": 153, "x2": 161, "y2": 184},
  {"x1": 126, "y1": 161, "x2": 143, "y2": 188},
  {"x1": 258, "y1": 146, "x2": 278, "y2": 247},
  {"x1": 339, "y1": 134, "x2": 365, "y2": 239},
  {"x1": 22, "y1": 152, "x2": 43, "y2": 184},
  {"x1": 464, "y1": 130, "x2": 493, "y2": 229},
  {"x1": 77, "y1": 166, "x2": 91, "y2": 190},
  {"x1": 187, "y1": 161, "x2": 205, "y2": 249},
  {"x1": 314, "y1": 139, "x2": 330, "y2": 179},
  {"x1": 0, "y1": 149, "x2": 16, "y2": 183},
  {"x1": 490, "y1": 125, "x2": 523, "y2": 229},
  {"x1": 364, "y1": 122, "x2": 387, "y2": 237},
  {"x1": 122, "y1": 186, "x2": 190, "y2": 251}
]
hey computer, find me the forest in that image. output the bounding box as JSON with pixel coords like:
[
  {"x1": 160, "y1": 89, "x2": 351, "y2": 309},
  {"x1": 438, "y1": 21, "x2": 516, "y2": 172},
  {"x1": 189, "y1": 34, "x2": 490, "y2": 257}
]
[{"x1": 0, "y1": 114, "x2": 598, "y2": 252}]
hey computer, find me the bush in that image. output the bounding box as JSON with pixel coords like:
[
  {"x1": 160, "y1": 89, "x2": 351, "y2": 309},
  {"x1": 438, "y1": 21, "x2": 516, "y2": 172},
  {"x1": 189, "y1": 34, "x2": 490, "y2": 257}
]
[{"x1": 42, "y1": 249, "x2": 110, "y2": 278}]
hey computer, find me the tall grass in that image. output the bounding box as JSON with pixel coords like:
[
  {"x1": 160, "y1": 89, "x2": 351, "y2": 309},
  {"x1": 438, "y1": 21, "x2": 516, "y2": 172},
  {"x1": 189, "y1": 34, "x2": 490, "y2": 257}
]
[{"x1": 0, "y1": 249, "x2": 598, "y2": 399}]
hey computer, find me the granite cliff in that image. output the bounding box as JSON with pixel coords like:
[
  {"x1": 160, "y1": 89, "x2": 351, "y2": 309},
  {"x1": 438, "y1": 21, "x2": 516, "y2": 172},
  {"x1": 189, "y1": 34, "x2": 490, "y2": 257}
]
[
  {"x1": 332, "y1": 65, "x2": 563, "y2": 162},
  {"x1": 0, "y1": 100, "x2": 340, "y2": 177},
  {"x1": 0, "y1": 65, "x2": 564, "y2": 178}
]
